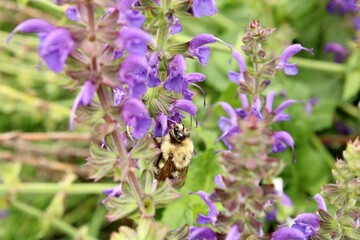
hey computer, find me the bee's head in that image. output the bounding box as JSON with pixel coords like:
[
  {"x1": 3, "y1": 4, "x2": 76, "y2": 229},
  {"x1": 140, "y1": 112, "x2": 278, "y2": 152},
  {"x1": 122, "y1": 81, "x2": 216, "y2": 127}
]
[{"x1": 169, "y1": 123, "x2": 190, "y2": 143}]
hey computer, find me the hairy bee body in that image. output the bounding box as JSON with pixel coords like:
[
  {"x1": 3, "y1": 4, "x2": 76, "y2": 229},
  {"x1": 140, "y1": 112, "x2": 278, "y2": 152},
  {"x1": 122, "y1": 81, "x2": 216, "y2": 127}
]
[{"x1": 153, "y1": 124, "x2": 194, "y2": 188}]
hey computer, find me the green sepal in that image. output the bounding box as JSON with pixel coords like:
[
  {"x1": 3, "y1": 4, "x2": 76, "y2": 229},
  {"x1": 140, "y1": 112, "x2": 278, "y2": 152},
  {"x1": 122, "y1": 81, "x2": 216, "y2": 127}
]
[
  {"x1": 165, "y1": 224, "x2": 189, "y2": 240},
  {"x1": 172, "y1": 0, "x2": 191, "y2": 12},
  {"x1": 153, "y1": 181, "x2": 182, "y2": 207},
  {"x1": 130, "y1": 135, "x2": 160, "y2": 161},
  {"x1": 88, "y1": 139, "x2": 118, "y2": 181},
  {"x1": 104, "y1": 183, "x2": 138, "y2": 222},
  {"x1": 140, "y1": 0, "x2": 159, "y2": 8},
  {"x1": 140, "y1": 194, "x2": 155, "y2": 217},
  {"x1": 167, "y1": 42, "x2": 190, "y2": 55}
]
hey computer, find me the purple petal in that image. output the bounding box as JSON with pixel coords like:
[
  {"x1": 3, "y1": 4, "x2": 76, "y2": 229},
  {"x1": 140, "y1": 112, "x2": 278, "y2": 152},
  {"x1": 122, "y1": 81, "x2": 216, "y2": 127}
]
[
  {"x1": 117, "y1": 0, "x2": 137, "y2": 11},
  {"x1": 169, "y1": 17, "x2": 182, "y2": 35},
  {"x1": 191, "y1": 0, "x2": 218, "y2": 18},
  {"x1": 233, "y1": 50, "x2": 247, "y2": 74},
  {"x1": 185, "y1": 73, "x2": 206, "y2": 83},
  {"x1": 194, "y1": 191, "x2": 219, "y2": 225},
  {"x1": 125, "y1": 9, "x2": 146, "y2": 28},
  {"x1": 189, "y1": 34, "x2": 216, "y2": 49},
  {"x1": 314, "y1": 194, "x2": 327, "y2": 212},
  {"x1": 278, "y1": 44, "x2": 313, "y2": 76},
  {"x1": 153, "y1": 113, "x2": 168, "y2": 137},
  {"x1": 148, "y1": 52, "x2": 161, "y2": 87},
  {"x1": 164, "y1": 74, "x2": 184, "y2": 93},
  {"x1": 271, "y1": 131, "x2": 295, "y2": 163},
  {"x1": 70, "y1": 80, "x2": 97, "y2": 129},
  {"x1": 117, "y1": 28, "x2": 151, "y2": 55},
  {"x1": 133, "y1": 117, "x2": 152, "y2": 139},
  {"x1": 39, "y1": 28, "x2": 75, "y2": 73},
  {"x1": 168, "y1": 54, "x2": 186, "y2": 75},
  {"x1": 239, "y1": 93, "x2": 249, "y2": 109},
  {"x1": 192, "y1": 46, "x2": 211, "y2": 66},
  {"x1": 228, "y1": 71, "x2": 240, "y2": 84},
  {"x1": 219, "y1": 102, "x2": 237, "y2": 123},
  {"x1": 304, "y1": 98, "x2": 318, "y2": 114},
  {"x1": 189, "y1": 227, "x2": 217, "y2": 240},
  {"x1": 324, "y1": 42, "x2": 348, "y2": 63},
  {"x1": 173, "y1": 99, "x2": 197, "y2": 116},
  {"x1": 7, "y1": 19, "x2": 55, "y2": 42},
  {"x1": 214, "y1": 175, "x2": 225, "y2": 189},
  {"x1": 219, "y1": 117, "x2": 233, "y2": 133},
  {"x1": 119, "y1": 55, "x2": 148, "y2": 84},
  {"x1": 272, "y1": 227, "x2": 306, "y2": 240},
  {"x1": 225, "y1": 225, "x2": 240, "y2": 240},
  {"x1": 102, "y1": 184, "x2": 122, "y2": 198},
  {"x1": 66, "y1": 7, "x2": 79, "y2": 21},
  {"x1": 265, "y1": 91, "x2": 276, "y2": 112},
  {"x1": 274, "y1": 99, "x2": 296, "y2": 115},
  {"x1": 293, "y1": 213, "x2": 320, "y2": 237}
]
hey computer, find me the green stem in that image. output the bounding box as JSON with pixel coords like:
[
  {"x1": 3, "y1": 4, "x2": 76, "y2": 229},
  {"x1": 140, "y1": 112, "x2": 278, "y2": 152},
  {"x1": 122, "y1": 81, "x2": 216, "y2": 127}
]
[
  {"x1": 11, "y1": 199, "x2": 96, "y2": 240},
  {"x1": 0, "y1": 183, "x2": 116, "y2": 194}
]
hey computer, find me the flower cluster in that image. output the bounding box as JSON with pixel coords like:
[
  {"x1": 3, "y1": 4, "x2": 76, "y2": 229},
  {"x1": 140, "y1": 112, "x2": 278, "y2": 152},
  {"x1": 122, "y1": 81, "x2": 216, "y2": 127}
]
[
  {"x1": 189, "y1": 20, "x2": 313, "y2": 239},
  {"x1": 8, "y1": 0, "x2": 221, "y2": 238}
]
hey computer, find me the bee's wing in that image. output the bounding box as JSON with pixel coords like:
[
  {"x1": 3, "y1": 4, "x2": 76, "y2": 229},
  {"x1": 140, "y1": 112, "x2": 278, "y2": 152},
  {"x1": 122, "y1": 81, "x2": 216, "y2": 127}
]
[
  {"x1": 169, "y1": 167, "x2": 188, "y2": 189},
  {"x1": 156, "y1": 154, "x2": 176, "y2": 181}
]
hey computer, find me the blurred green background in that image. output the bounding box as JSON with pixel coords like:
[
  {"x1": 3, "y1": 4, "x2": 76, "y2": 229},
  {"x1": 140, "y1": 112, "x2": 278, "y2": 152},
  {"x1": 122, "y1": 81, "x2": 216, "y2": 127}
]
[{"x1": 0, "y1": 0, "x2": 359, "y2": 239}]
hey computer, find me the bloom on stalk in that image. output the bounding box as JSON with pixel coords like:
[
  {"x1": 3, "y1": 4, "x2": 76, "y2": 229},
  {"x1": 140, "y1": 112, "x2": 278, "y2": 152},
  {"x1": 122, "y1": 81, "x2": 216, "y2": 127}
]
[
  {"x1": 324, "y1": 42, "x2": 348, "y2": 63},
  {"x1": 7, "y1": 19, "x2": 75, "y2": 73},
  {"x1": 326, "y1": 0, "x2": 359, "y2": 15},
  {"x1": 120, "y1": 98, "x2": 152, "y2": 139},
  {"x1": 164, "y1": 55, "x2": 206, "y2": 100},
  {"x1": 277, "y1": 44, "x2": 313, "y2": 75},
  {"x1": 191, "y1": 0, "x2": 218, "y2": 18},
  {"x1": 189, "y1": 34, "x2": 217, "y2": 66}
]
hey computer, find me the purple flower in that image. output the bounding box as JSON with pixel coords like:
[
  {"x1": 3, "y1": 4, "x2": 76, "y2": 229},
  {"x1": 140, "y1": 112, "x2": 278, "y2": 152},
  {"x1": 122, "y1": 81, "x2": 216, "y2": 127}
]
[
  {"x1": 272, "y1": 227, "x2": 306, "y2": 240},
  {"x1": 270, "y1": 131, "x2": 295, "y2": 163},
  {"x1": 225, "y1": 225, "x2": 240, "y2": 240},
  {"x1": 265, "y1": 91, "x2": 296, "y2": 122},
  {"x1": 164, "y1": 55, "x2": 206, "y2": 99},
  {"x1": 168, "y1": 99, "x2": 198, "y2": 126},
  {"x1": 189, "y1": 34, "x2": 216, "y2": 66},
  {"x1": 70, "y1": 80, "x2": 97, "y2": 129},
  {"x1": 326, "y1": 0, "x2": 359, "y2": 15},
  {"x1": 121, "y1": 98, "x2": 152, "y2": 139},
  {"x1": 314, "y1": 193, "x2": 327, "y2": 212},
  {"x1": 118, "y1": 55, "x2": 148, "y2": 98},
  {"x1": 38, "y1": 28, "x2": 75, "y2": 73},
  {"x1": 194, "y1": 191, "x2": 219, "y2": 225},
  {"x1": 304, "y1": 98, "x2": 318, "y2": 114},
  {"x1": 189, "y1": 227, "x2": 217, "y2": 240},
  {"x1": 169, "y1": 16, "x2": 182, "y2": 35},
  {"x1": 114, "y1": 87, "x2": 127, "y2": 106},
  {"x1": 324, "y1": 42, "x2": 348, "y2": 63},
  {"x1": 266, "y1": 192, "x2": 293, "y2": 221},
  {"x1": 228, "y1": 51, "x2": 247, "y2": 83},
  {"x1": 147, "y1": 52, "x2": 161, "y2": 88},
  {"x1": 277, "y1": 44, "x2": 313, "y2": 75},
  {"x1": 116, "y1": 28, "x2": 151, "y2": 56},
  {"x1": 191, "y1": 0, "x2": 218, "y2": 18},
  {"x1": 102, "y1": 184, "x2": 122, "y2": 200},
  {"x1": 153, "y1": 113, "x2": 168, "y2": 137},
  {"x1": 292, "y1": 213, "x2": 320, "y2": 237},
  {"x1": 125, "y1": 9, "x2": 146, "y2": 28},
  {"x1": 66, "y1": 6, "x2": 79, "y2": 21},
  {"x1": 7, "y1": 19, "x2": 74, "y2": 73},
  {"x1": 217, "y1": 102, "x2": 241, "y2": 149}
]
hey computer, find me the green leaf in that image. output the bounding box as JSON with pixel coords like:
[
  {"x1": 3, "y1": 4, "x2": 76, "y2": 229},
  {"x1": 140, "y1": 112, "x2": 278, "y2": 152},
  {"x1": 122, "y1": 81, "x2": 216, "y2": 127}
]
[{"x1": 343, "y1": 49, "x2": 360, "y2": 101}]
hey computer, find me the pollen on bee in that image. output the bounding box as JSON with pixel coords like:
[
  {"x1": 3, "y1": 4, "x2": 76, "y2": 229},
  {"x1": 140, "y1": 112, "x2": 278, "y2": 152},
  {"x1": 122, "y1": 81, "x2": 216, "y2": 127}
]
[
  {"x1": 159, "y1": 160, "x2": 165, "y2": 169},
  {"x1": 171, "y1": 171, "x2": 179, "y2": 177}
]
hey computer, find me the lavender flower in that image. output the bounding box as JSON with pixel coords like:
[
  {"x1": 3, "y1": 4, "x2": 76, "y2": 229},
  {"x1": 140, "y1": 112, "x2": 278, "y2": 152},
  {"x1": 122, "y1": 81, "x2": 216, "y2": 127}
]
[
  {"x1": 194, "y1": 191, "x2": 219, "y2": 225},
  {"x1": 164, "y1": 55, "x2": 206, "y2": 100},
  {"x1": 66, "y1": 6, "x2": 79, "y2": 21},
  {"x1": 270, "y1": 131, "x2": 296, "y2": 163},
  {"x1": 324, "y1": 42, "x2": 348, "y2": 63},
  {"x1": 70, "y1": 80, "x2": 97, "y2": 129},
  {"x1": 228, "y1": 51, "x2": 247, "y2": 84},
  {"x1": 225, "y1": 225, "x2": 241, "y2": 240},
  {"x1": 153, "y1": 113, "x2": 168, "y2": 138},
  {"x1": 125, "y1": 9, "x2": 146, "y2": 28},
  {"x1": 189, "y1": 226, "x2": 217, "y2": 240},
  {"x1": 147, "y1": 52, "x2": 161, "y2": 88},
  {"x1": 272, "y1": 227, "x2": 306, "y2": 240},
  {"x1": 291, "y1": 213, "x2": 320, "y2": 237},
  {"x1": 116, "y1": 28, "x2": 151, "y2": 56},
  {"x1": 277, "y1": 44, "x2": 313, "y2": 75},
  {"x1": 121, "y1": 98, "x2": 152, "y2": 139},
  {"x1": 7, "y1": 19, "x2": 75, "y2": 73},
  {"x1": 118, "y1": 55, "x2": 148, "y2": 98},
  {"x1": 326, "y1": 0, "x2": 359, "y2": 15},
  {"x1": 189, "y1": 34, "x2": 216, "y2": 66},
  {"x1": 191, "y1": 0, "x2": 218, "y2": 18},
  {"x1": 169, "y1": 15, "x2": 182, "y2": 35}
]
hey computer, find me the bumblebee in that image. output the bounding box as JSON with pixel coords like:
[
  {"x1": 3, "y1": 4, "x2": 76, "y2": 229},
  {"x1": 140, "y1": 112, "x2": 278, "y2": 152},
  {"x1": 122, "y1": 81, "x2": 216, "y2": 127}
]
[{"x1": 153, "y1": 123, "x2": 194, "y2": 189}]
